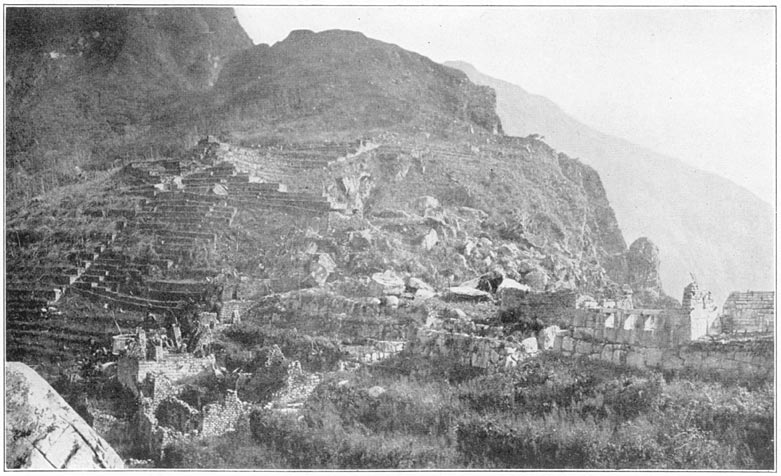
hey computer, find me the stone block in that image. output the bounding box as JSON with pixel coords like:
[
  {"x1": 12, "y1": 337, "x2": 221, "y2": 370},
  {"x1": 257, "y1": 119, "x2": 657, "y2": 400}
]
[
  {"x1": 553, "y1": 335, "x2": 563, "y2": 352},
  {"x1": 660, "y1": 351, "x2": 683, "y2": 370},
  {"x1": 562, "y1": 336, "x2": 575, "y2": 353},
  {"x1": 573, "y1": 327, "x2": 594, "y2": 340},
  {"x1": 575, "y1": 340, "x2": 593, "y2": 355},
  {"x1": 612, "y1": 348, "x2": 627, "y2": 365},
  {"x1": 521, "y1": 337, "x2": 539, "y2": 354},
  {"x1": 643, "y1": 348, "x2": 664, "y2": 368},
  {"x1": 538, "y1": 325, "x2": 560, "y2": 351},
  {"x1": 572, "y1": 313, "x2": 587, "y2": 327},
  {"x1": 625, "y1": 350, "x2": 646, "y2": 368}
]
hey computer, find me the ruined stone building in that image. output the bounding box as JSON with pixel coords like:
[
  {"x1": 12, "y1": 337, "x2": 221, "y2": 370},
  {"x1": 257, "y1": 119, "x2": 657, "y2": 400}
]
[{"x1": 720, "y1": 291, "x2": 774, "y2": 334}]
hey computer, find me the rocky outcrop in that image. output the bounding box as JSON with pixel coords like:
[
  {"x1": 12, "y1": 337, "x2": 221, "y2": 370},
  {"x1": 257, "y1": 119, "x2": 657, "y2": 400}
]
[
  {"x1": 5, "y1": 362, "x2": 125, "y2": 469},
  {"x1": 625, "y1": 237, "x2": 678, "y2": 308}
]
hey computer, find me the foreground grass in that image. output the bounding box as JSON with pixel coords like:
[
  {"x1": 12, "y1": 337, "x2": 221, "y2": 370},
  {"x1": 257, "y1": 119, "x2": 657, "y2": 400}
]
[{"x1": 162, "y1": 353, "x2": 774, "y2": 469}]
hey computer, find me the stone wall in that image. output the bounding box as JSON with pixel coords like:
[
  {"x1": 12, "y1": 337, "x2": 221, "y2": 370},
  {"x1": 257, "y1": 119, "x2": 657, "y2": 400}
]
[
  {"x1": 267, "y1": 289, "x2": 427, "y2": 341},
  {"x1": 136, "y1": 353, "x2": 215, "y2": 386},
  {"x1": 567, "y1": 308, "x2": 689, "y2": 348},
  {"x1": 341, "y1": 339, "x2": 406, "y2": 364},
  {"x1": 117, "y1": 353, "x2": 215, "y2": 396},
  {"x1": 405, "y1": 327, "x2": 539, "y2": 371},
  {"x1": 202, "y1": 391, "x2": 246, "y2": 437},
  {"x1": 500, "y1": 289, "x2": 577, "y2": 311},
  {"x1": 721, "y1": 291, "x2": 774, "y2": 333},
  {"x1": 554, "y1": 329, "x2": 773, "y2": 378},
  {"x1": 219, "y1": 299, "x2": 255, "y2": 323}
]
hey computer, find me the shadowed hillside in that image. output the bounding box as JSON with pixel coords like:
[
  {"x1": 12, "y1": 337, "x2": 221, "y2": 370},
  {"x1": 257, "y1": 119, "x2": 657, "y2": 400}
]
[
  {"x1": 447, "y1": 61, "x2": 775, "y2": 305},
  {"x1": 6, "y1": 7, "x2": 251, "y2": 203}
]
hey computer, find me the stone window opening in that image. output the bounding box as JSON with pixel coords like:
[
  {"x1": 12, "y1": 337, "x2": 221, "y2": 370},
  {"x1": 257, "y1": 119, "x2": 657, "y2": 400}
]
[
  {"x1": 623, "y1": 314, "x2": 637, "y2": 330},
  {"x1": 604, "y1": 314, "x2": 615, "y2": 329},
  {"x1": 644, "y1": 316, "x2": 655, "y2": 331}
]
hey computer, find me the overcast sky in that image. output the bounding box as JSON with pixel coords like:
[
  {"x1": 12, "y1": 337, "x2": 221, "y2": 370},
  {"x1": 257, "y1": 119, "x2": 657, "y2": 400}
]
[{"x1": 235, "y1": 6, "x2": 775, "y2": 205}]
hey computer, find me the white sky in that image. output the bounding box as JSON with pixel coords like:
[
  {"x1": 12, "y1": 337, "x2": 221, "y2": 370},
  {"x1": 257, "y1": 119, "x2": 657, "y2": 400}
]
[{"x1": 234, "y1": 6, "x2": 775, "y2": 205}]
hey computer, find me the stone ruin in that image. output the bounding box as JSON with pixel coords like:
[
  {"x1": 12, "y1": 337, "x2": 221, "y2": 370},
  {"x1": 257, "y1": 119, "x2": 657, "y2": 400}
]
[{"x1": 719, "y1": 291, "x2": 774, "y2": 334}]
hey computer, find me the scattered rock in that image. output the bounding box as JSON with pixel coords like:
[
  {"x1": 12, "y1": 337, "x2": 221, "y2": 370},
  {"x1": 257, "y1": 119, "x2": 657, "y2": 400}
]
[
  {"x1": 497, "y1": 278, "x2": 530, "y2": 293},
  {"x1": 576, "y1": 294, "x2": 598, "y2": 309},
  {"x1": 524, "y1": 268, "x2": 549, "y2": 291},
  {"x1": 478, "y1": 237, "x2": 494, "y2": 248},
  {"x1": 383, "y1": 295, "x2": 400, "y2": 309},
  {"x1": 414, "y1": 195, "x2": 440, "y2": 215},
  {"x1": 414, "y1": 288, "x2": 436, "y2": 300},
  {"x1": 521, "y1": 337, "x2": 539, "y2": 354},
  {"x1": 456, "y1": 206, "x2": 488, "y2": 221},
  {"x1": 407, "y1": 277, "x2": 434, "y2": 293},
  {"x1": 459, "y1": 277, "x2": 481, "y2": 288},
  {"x1": 447, "y1": 286, "x2": 491, "y2": 302},
  {"x1": 348, "y1": 229, "x2": 373, "y2": 250},
  {"x1": 416, "y1": 228, "x2": 439, "y2": 250},
  {"x1": 477, "y1": 270, "x2": 504, "y2": 293},
  {"x1": 308, "y1": 253, "x2": 337, "y2": 287},
  {"x1": 370, "y1": 270, "x2": 405, "y2": 296},
  {"x1": 367, "y1": 386, "x2": 386, "y2": 398},
  {"x1": 538, "y1": 325, "x2": 561, "y2": 350},
  {"x1": 497, "y1": 243, "x2": 520, "y2": 257}
]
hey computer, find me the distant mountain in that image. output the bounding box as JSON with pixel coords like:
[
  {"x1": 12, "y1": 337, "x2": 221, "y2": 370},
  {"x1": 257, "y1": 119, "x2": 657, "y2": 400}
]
[{"x1": 447, "y1": 61, "x2": 774, "y2": 305}]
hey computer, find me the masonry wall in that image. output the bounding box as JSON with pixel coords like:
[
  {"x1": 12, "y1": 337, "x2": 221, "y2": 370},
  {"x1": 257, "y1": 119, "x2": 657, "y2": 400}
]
[
  {"x1": 722, "y1": 291, "x2": 774, "y2": 333},
  {"x1": 219, "y1": 299, "x2": 255, "y2": 323},
  {"x1": 567, "y1": 308, "x2": 689, "y2": 348},
  {"x1": 406, "y1": 327, "x2": 537, "y2": 371},
  {"x1": 554, "y1": 329, "x2": 773, "y2": 378},
  {"x1": 201, "y1": 391, "x2": 246, "y2": 437},
  {"x1": 136, "y1": 353, "x2": 215, "y2": 385},
  {"x1": 267, "y1": 290, "x2": 427, "y2": 341},
  {"x1": 500, "y1": 289, "x2": 577, "y2": 311}
]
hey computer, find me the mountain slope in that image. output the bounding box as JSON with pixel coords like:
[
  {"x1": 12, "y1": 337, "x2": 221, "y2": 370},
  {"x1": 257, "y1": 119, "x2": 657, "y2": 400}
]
[
  {"x1": 6, "y1": 7, "x2": 252, "y2": 202},
  {"x1": 447, "y1": 61, "x2": 774, "y2": 305}
]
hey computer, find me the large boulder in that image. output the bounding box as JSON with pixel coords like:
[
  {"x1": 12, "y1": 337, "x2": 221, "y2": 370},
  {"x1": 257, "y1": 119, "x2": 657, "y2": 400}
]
[
  {"x1": 308, "y1": 253, "x2": 337, "y2": 287},
  {"x1": 5, "y1": 362, "x2": 125, "y2": 469}
]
